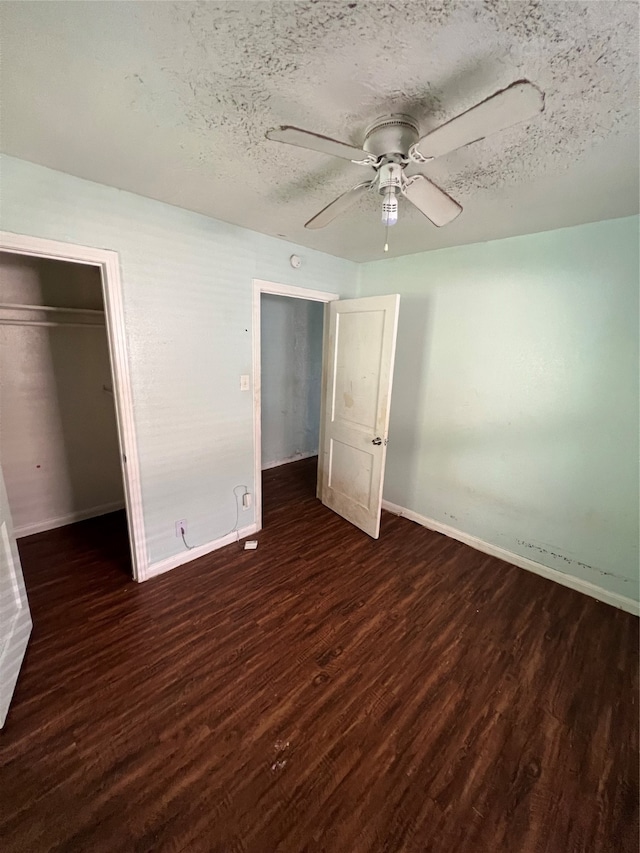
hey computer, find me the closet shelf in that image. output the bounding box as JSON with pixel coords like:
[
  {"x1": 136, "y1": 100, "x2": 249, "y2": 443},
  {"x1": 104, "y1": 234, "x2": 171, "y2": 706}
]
[
  {"x1": 0, "y1": 319, "x2": 105, "y2": 329},
  {"x1": 0, "y1": 302, "x2": 105, "y2": 315}
]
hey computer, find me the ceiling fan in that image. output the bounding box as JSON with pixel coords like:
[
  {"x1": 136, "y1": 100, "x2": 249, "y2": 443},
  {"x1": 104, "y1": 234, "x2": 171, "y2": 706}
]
[{"x1": 266, "y1": 81, "x2": 545, "y2": 237}]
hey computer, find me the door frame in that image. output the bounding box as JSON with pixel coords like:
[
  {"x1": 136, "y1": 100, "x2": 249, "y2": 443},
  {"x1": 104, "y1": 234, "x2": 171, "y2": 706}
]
[
  {"x1": 0, "y1": 230, "x2": 147, "y2": 581},
  {"x1": 251, "y1": 279, "x2": 339, "y2": 531}
]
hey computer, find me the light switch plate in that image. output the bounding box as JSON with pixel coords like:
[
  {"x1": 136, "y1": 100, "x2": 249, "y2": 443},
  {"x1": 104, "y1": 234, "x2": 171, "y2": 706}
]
[{"x1": 240, "y1": 374, "x2": 250, "y2": 391}]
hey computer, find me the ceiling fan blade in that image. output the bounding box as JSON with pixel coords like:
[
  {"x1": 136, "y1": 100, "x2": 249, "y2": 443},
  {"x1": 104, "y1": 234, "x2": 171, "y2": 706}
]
[
  {"x1": 266, "y1": 125, "x2": 370, "y2": 162},
  {"x1": 411, "y1": 80, "x2": 545, "y2": 161},
  {"x1": 401, "y1": 175, "x2": 462, "y2": 227},
  {"x1": 305, "y1": 182, "x2": 373, "y2": 229}
]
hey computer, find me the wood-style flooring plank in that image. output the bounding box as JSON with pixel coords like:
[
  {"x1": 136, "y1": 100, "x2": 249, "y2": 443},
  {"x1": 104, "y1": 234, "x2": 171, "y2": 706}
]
[{"x1": 0, "y1": 457, "x2": 637, "y2": 853}]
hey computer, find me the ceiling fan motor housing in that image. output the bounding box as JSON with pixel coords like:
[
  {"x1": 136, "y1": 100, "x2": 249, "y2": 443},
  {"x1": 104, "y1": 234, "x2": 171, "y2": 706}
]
[{"x1": 363, "y1": 114, "x2": 420, "y2": 158}]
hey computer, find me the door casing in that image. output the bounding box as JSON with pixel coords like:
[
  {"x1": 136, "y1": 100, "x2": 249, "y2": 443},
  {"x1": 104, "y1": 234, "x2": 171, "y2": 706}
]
[
  {"x1": 0, "y1": 231, "x2": 147, "y2": 580},
  {"x1": 251, "y1": 279, "x2": 339, "y2": 532}
]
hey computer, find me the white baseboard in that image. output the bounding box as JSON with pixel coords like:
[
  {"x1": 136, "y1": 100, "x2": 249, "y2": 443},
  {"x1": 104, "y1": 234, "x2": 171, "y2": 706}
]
[
  {"x1": 382, "y1": 500, "x2": 639, "y2": 617},
  {"x1": 15, "y1": 501, "x2": 126, "y2": 538},
  {"x1": 262, "y1": 451, "x2": 317, "y2": 471},
  {"x1": 143, "y1": 522, "x2": 258, "y2": 582}
]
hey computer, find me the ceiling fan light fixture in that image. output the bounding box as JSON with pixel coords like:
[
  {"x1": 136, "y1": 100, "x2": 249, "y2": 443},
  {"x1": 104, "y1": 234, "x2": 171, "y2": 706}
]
[
  {"x1": 379, "y1": 162, "x2": 402, "y2": 227},
  {"x1": 381, "y1": 189, "x2": 398, "y2": 227}
]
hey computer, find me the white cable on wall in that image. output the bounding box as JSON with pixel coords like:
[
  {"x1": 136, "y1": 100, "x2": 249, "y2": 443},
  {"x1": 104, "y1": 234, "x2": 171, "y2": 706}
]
[{"x1": 180, "y1": 485, "x2": 249, "y2": 551}]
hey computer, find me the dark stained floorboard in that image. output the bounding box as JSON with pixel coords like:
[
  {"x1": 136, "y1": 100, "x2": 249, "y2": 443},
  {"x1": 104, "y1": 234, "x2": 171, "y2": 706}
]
[{"x1": 1, "y1": 457, "x2": 637, "y2": 853}]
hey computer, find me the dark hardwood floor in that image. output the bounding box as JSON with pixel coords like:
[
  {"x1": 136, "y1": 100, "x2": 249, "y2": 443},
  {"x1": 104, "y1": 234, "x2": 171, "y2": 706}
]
[{"x1": 1, "y1": 457, "x2": 638, "y2": 853}]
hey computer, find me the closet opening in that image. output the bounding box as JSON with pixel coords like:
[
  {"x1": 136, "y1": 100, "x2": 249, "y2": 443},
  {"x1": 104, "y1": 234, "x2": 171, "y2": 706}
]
[{"x1": 0, "y1": 249, "x2": 136, "y2": 580}]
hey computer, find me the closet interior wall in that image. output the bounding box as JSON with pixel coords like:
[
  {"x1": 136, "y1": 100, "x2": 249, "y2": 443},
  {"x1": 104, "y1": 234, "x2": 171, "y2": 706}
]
[{"x1": 0, "y1": 252, "x2": 124, "y2": 536}]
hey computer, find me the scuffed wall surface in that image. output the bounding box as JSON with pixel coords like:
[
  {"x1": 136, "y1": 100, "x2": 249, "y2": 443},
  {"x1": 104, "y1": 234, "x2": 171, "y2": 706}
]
[
  {"x1": 261, "y1": 294, "x2": 323, "y2": 468},
  {"x1": 0, "y1": 155, "x2": 358, "y2": 567},
  {"x1": 360, "y1": 216, "x2": 639, "y2": 602}
]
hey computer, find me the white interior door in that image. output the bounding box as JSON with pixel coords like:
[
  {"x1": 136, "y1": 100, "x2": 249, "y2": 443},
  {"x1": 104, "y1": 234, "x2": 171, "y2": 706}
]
[
  {"x1": 319, "y1": 294, "x2": 400, "y2": 538},
  {"x1": 0, "y1": 467, "x2": 32, "y2": 727}
]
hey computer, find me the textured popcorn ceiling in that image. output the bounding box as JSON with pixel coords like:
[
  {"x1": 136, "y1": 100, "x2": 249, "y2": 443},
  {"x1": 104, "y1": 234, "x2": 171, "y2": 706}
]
[{"x1": 1, "y1": 1, "x2": 638, "y2": 261}]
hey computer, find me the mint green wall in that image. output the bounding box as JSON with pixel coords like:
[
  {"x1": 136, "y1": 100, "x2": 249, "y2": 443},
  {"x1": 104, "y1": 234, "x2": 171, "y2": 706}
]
[
  {"x1": 360, "y1": 216, "x2": 639, "y2": 603},
  {"x1": 0, "y1": 155, "x2": 358, "y2": 567}
]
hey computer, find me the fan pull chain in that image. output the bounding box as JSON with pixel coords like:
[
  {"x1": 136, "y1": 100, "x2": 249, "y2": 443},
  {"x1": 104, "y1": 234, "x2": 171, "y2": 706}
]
[{"x1": 384, "y1": 222, "x2": 390, "y2": 253}]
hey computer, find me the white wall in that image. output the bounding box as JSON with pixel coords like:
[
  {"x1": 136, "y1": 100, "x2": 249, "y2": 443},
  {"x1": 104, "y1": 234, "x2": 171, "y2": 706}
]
[
  {"x1": 0, "y1": 155, "x2": 359, "y2": 573},
  {"x1": 359, "y1": 216, "x2": 639, "y2": 609},
  {"x1": 0, "y1": 253, "x2": 124, "y2": 535},
  {"x1": 261, "y1": 294, "x2": 324, "y2": 469}
]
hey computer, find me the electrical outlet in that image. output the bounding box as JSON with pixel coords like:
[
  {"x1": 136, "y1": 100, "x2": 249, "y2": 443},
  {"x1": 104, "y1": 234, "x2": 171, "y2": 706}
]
[
  {"x1": 242, "y1": 492, "x2": 252, "y2": 510},
  {"x1": 175, "y1": 519, "x2": 187, "y2": 538}
]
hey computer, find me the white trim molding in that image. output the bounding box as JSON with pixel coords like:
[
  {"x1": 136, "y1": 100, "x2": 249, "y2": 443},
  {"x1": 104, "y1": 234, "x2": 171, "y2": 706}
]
[
  {"x1": 0, "y1": 230, "x2": 148, "y2": 581},
  {"x1": 145, "y1": 523, "x2": 258, "y2": 580},
  {"x1": 382, "y1": 500, "x2": 639, "y2": 616},
  {"x1": 252, "y1": 279, "x2": 339, "y2": 532},
  {"x1": 14, "y1": 502, "x2": 126, "y2": 539},
  {"x1": 256, "y1": 280, "x2": 339, "y2": 302}
]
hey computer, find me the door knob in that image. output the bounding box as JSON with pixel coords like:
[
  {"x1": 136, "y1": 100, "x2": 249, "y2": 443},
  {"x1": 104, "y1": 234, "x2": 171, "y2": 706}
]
[{"x1": 372, "y1": 437, "x2": 382, "y2": 445}]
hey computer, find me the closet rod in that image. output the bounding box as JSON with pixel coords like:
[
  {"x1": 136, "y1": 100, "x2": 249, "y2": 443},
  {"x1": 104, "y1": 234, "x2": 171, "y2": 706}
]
[
  {"x1": 0, "y1": 302, "x2": 105, "y2": 315},
  {"x1": 0, "y1": 319, "x2": 105, "y2": 329}
]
